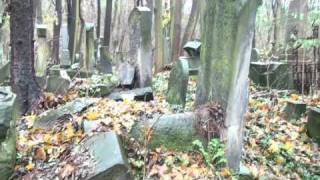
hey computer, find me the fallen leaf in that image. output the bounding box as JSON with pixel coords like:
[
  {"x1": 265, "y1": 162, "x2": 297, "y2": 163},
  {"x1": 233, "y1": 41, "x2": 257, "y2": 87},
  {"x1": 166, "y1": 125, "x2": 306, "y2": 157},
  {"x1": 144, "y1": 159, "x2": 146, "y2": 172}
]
[{"x1": 59, "y1": 164, "x2": 75, "y2": 178}]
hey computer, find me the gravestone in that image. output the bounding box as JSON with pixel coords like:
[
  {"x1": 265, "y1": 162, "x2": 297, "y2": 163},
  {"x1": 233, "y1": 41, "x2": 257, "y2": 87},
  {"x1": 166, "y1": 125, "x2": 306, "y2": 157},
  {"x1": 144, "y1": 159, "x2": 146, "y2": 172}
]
[
  {"x1": 46, "y1": 69, "x2": 71, "y2": 94},
  {"x1": 163, "y1": 37, "x2": 171, "y2": 67},
  {"x1": 0, "y1": 87, "x2": 17, "y2": 179},
  {"x1": 84, "y1": 23, "x2": 95, "y2": 72},
  {"x1": 0, "y1": 61, "x2": 10, "y2": 84},
  {"x1": 35, "y1": 25, "x2": 50, "y2": 77},
  {"x1": 98, "y1": 46, "x2": 112, "y2": 74},
  {"x1": 166, "y1": 58, "x2": 189, "y2": 106},
  {"x1": 82, "y1": 132, "x2": 132, "y2": 180},
  {"x1": 117, "y1": 62, "x2": 135, "y2": 87},
  {"x1": 251, "y1": 48, "x2": 260, "y2": 62},
  {"x1": 285, "y1": 100, "x2": 307, "y2": 120},
  {"x1": 60, "y1": 25, "x2": 71, "y2": 67},
  {"x1": 129, "y1": 7, "x2": 153, "y2": 88},
  {"x1": 249, "y1": 61, "x2": 293, "y2": 89},
  {"x1": 306, "y1": 107, "x2": 320, "y2": 143}
]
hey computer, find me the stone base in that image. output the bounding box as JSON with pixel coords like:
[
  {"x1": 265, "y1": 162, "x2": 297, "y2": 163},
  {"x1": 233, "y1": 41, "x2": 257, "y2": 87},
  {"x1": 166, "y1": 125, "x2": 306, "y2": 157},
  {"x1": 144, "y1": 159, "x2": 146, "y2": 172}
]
[
  {"x1": 307, "y1": 107, "x2": 320, "y2": 143},
  {"x1": 285, "y1": 100, "x2": 307, "y2": 120}
]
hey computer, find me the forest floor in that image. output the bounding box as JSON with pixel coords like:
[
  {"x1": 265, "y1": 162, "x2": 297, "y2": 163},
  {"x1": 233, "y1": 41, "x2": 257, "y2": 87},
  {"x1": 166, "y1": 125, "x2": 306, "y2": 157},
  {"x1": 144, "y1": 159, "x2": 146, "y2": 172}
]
[{"x1": 13, "y1": 71, "x2": 320, "y2": 180}]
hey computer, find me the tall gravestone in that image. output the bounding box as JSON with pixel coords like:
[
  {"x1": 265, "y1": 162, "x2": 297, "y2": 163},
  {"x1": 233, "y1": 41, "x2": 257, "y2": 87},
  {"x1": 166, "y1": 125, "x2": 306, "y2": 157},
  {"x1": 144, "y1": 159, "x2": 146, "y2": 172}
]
[
  {"x1": 35, "y1": 24, "x2": 50, "y2": 77},
  {"x1": 84, "y1": 23, "x2": 95, "y2": 72},
  {"x1": 128, "y1": 7, "x2": 153, "y2": 88},
  {"x1": 0, "y1": 87, "x2": 17, "y2": 179},
  {"x1": 60, "y1": 24, "x2": 71, "y2": 68}
]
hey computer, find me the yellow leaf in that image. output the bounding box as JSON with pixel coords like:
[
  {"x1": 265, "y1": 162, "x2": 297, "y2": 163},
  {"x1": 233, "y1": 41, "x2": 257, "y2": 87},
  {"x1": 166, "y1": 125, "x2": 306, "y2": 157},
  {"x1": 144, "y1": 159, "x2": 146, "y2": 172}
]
[
  {"x1": 65, "y1": 123, "x2": 75, "y2": 138},
  {"x1": 283, "y1": 142, "x2": 294, "y2": 152},
  {"x1": 221, "y1": 168, "x2": 231, "y2": 177},
  {"x1": 268, "y1": 140, "x2": 279, "y2": 154},
  {"x1": 290, "y1": 94, "x2": 299, "y2": 101},
  {"x1": 44, "y1": 133, "x2": 51, "y2": 144},
  {"x1": 25, "y1": 114, "x2": 37, "y2": 128},
  {"x1": 86, "y1": 112, "x2": 98, "y2": 121},
  {"x1": 275, "y1": 156, "x2": 285, "y2": 164},
  {"x1": 26, "y1": 162, "x2": 34, "y2": 171}
]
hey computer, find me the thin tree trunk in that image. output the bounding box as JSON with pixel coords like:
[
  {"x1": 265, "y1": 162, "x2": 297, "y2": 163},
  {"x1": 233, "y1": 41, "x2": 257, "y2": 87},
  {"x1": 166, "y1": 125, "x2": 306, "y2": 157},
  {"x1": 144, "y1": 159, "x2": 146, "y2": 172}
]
[
  {"x1": 181, "y1": 0, "x2": 200, "y2": 53},
  {"x1": 10, "y1": 0, "x2": 41, "y2": 114},
  {"x1": 154, "y1": 0, "x2": 163, "y2": 73},
  {"x1": 97, "y1": 0, "x2": 101, "y2": 39},
  {"x1": 52, "y1": 0, "x2": 62, "y2": 64},
  {"x1": 67, "y1": 0, "x2": 80, "y2": 64},
  {"x1": 170, "y1": 0, "x2": 182, "y2": 62},
  {"x1": 103, "y1": 0, "x2": 112, "y2": 48}
]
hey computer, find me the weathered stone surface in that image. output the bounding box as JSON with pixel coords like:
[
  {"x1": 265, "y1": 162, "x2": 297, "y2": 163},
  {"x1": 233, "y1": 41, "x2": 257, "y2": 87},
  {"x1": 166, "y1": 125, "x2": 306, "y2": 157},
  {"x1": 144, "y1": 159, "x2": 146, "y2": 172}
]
[
  {"x1": 82, "y1": 74, "x2": 119, "y2": 97},
  {"x1": 249, "y1": 61, "x2": 293, "y2": 89},
  {"x1": 129, "y1": 7, "x2": 153, "y2": 88},
  {"x1": 98, "y1": 46, "x2": 112, "y2": 74},
  {"x1": 35, "y1": 36, "x2": 50, "y2": 77},
  {"x1": 108, "y1": 87, "x2": 153, "y2": 101},
  {"x1": 0, "y1": 87, "x2": 17, "y2": 180},
  {"x1": 306, "y1": 107, "x2": 320, "y2": 143},
  {"x1": 117, "y1": 62, "x2": 135, "y2": 87},
  {"x1": 285, "y1": 100, "x2": 307, "y2": 120},
  {"x1": 82, "y1": 132, "x2": 132, "y2": 180},
  {"x1": 84, "y1": 23, "x2": 96, "y2": 72},
  {"x1": 0, "y1": 61, "x2": 10, "y2": 84},
  {"x1": 60, "y1": 25, "x2": 71, "y2": 67},
  {"x1": 34, "y1": 98, "x2": 95, "y2": 128},
  {"x1": 130, "y1": 113, "x2": 200, "y2": 151},
  {"x1": 46, "y1": 70, "x2": 71, "y2": 94},
  {"x1": 167, "y1": 58, "x2": 189, "y2": 107},
  {"x1": 250, "y1": 48, "x2": 260, "y2": 62}
]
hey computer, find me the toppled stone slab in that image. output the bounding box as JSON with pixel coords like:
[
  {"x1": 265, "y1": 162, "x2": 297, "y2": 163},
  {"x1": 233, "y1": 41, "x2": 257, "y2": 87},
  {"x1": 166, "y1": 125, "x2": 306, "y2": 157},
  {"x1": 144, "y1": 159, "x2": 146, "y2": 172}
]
[
  {"x1": 285, "y1": 100, "x2": 307, "y2": 120},
  {"x1": 82, "y1": 132, "x2": 132, "y2": 180},
  {"x1": 34, "y1": 98, "x2": 95, "y2": 128},
  {"x1": 108, "y1": 87, "x2": 153, "y2": 101},
  {"x1": 306, "y1": 107, "x2": 320, "y2": 143},
  {"x1": 130, "y1": 113, "x2": 201, "y2": 151},
  {"x1": 77, "y1": 75, "x2": 119, "y2": 97},
  {"x1": 0, "y1": 87, "x2": 17, "y2": 180}
]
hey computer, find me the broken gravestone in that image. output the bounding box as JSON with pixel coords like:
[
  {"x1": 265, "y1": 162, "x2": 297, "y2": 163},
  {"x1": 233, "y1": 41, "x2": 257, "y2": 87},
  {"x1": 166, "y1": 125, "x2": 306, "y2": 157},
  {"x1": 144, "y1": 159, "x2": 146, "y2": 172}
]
[
  {"x1": 34, "y1": 97, "x2": 95, "y2": 128},
  {"x1": 128, "y1": 7, "x2": 153, "y2": 88},
  {"x1": 166, "y1": 58, "x2": 189, "y2": 107},
  {"x1": 108, "y1": 87, "x2": 153, "y2": 101},
  {"x1": 82, "y1": 132, "x2": 132, "y2": 180},
  {"x1": 249, "y1": 61, "x2": 293, "y2": 89},
  {"x1": 285, "y1": 100, "x2": 307, "y2": 120},
  {"x1": 117, "y1": 62, "x2": 135, "y2": 88},
  {"x1": 0, "y1": 87, "x2": 17, "y2": 179},
  {"x1": 46, "y1": 69, "x2": 71, "y2": 94},
  {"x1": 306, "y1": 107, "x2": 320, "y2": 143}
]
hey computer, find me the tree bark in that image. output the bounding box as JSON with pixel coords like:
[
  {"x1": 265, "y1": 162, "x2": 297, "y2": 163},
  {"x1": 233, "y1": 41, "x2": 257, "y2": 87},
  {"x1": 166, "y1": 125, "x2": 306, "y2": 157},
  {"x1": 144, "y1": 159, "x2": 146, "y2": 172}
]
[
  {"x1": 181, "y1": 0, "x2": 200, "y2": 53},
  {"x1": 196, "y1": 0, "x2": 260, "y2": 171},
  {"x1": 103, "y1": 0, "x2": 112, "y2": 48},
  {"x1": 10, "y1": 0, "x2": 41, "y2": 114},
  {"x1": 154, "y1": 0, "x2": 164, "y2": 73},
  {"x1": 170, "y1": 0, "x2": 182, "y2": 62},
  {"x1": 96, "y1": 0, "x2": 101, "y2": 39},
  {"x1": 52, "y1": 0, "x2": 62, "y2": 64}
]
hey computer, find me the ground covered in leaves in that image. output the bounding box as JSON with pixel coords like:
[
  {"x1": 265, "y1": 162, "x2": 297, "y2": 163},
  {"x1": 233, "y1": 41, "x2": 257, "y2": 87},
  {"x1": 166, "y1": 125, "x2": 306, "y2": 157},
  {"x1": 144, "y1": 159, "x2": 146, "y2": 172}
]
[{"x1": 14, "y1": 72, "x2": 319, "y2": 179}]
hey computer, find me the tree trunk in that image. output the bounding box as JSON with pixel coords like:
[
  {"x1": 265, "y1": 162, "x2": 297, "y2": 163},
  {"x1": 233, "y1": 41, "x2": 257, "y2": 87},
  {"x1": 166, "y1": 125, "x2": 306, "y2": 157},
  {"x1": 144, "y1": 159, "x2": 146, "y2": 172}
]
[
  {"x1": 181, "y1": 0, "x2": 200, "y2": 52},
  {"x1": 154, "y1": 0, "x2": 164, "y2": 73},
  {"x1": 96, "y1": 0, "x2": 101, "y2": 39},
  {"x1": 10, "y1": 0, "x2": 41, "y2": 114},
  {"x1": 67, "y1": 0, "x2": 80, "y2": 64},
  {"x1": 196, "y1": 0, "x2": 260, "y2": 171},
  {"x1": 170, "y1": 0, "x2": 182, "y2": 62},
  {"x1": 103, "y1": 0, "x2": 112, "y2": 48},
  {"x1": 52, "y1": 0, "x2": 62, "y2": 64}
]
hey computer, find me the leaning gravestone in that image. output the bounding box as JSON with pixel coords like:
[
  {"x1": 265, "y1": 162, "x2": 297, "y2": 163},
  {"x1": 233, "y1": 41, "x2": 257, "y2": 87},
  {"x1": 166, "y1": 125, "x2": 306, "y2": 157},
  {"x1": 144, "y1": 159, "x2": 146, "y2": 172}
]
[
  {"x1": 128, "y1": 7, "x2": 153, "y2": 88},
  {"x1": 0, "y1": 87, "x2": 17, "y2": 179},
  {"x1": 166, "y1": 58, "x2": 189, "y2": 107},
  {"x1": 117, "y1": 62, "x2": 135, "y2": 88},
  {"x1": 82, "y1": 132, "x2": 132, "y2": 180},
  {"x1": 306, "y1": 107, "x2": 320, "y2": 143}
]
